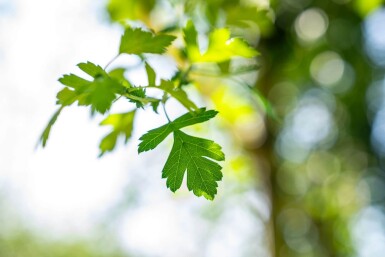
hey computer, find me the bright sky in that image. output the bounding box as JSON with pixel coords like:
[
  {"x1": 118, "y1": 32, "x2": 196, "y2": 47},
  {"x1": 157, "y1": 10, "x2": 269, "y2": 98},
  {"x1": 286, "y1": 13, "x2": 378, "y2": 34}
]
[{"x1": 0, "y1": 0, "x2": 133, "y2": 232}]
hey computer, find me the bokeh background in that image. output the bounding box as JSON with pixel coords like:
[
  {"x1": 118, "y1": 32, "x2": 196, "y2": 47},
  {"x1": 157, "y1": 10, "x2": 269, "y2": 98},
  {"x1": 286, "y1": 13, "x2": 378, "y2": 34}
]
[{"x1": 1, "y1": 0, "x2": 385, "y2": 256}]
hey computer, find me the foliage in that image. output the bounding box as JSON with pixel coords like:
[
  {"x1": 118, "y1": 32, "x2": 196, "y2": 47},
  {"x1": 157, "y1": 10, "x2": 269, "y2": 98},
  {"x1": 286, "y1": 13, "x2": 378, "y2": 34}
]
[
  {"x1": 119, "y1": 27, "x2": 176, "y2": 55},
  {"x1": 39, "y1": 23, "x2": 257, "y2": 200},
  {"x1": 138, "y1": 109, "x2": 224, "y2": 199}
]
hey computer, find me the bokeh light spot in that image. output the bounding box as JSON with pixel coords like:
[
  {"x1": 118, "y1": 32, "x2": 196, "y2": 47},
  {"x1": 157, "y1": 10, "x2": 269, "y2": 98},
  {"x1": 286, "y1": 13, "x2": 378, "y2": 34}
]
[{"x1": 295, "y1": 8, "x2": 328, "y2": 43}]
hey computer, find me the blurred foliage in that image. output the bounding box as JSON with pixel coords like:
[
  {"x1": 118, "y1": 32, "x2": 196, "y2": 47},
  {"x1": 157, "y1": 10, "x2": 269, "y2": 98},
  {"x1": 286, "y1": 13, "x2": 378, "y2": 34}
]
[
  {"x1": 0, "y1": 232, "x2": 128, "y2": 257},
  {"x1": 0, "y1": 195, "x2": 129, "y2": 257}
]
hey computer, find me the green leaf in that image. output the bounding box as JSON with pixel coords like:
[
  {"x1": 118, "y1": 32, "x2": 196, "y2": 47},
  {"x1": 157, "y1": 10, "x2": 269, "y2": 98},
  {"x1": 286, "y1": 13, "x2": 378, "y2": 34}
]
[
  {"x1": 39, "y1": 107, "x2": 64, "y2": 147},
  {"x1": 108, "y1": 68, "x2": 131, "y2": 87},
  {"x1": 77, "y1": 62, "x2": 107, "y2": 78},
  {"x1": 56, "y1": 88, "x2": 78, "y2": 106},
  {"x1": 58, "y1": 61, "x2": 125, "y2": 114},
  {"x1": 107, "y1": 0, "x2": 155, "y2": 22},
  {"x1": 354, "y1": 0, "x2": 383, "y2": 17},
  {"x1": 84, "y1": 77, "x2": 121, "y2": 114},
  {"x1": 99, "y1": 110, "x2": 136, "y2": 156},
  {"x1": 138, "y1": 108, "x2": 224, "y2": 200},
  {"x1": 58, "y1": 74, "x2": 90, "y2": 90},
  {"x1": 119, "y1": 27, "x2": 176, "y2": 55},
  {"x1": 145, "y1": 62, "x2": 156, "y2": 86},
  {"x1": 162, "y1": 130, "x2": 224, "y2": 200},
  {"x1": 218, "y1": 60, "x2": 231, "y2": 74},
  {"x1": 183, "y1": 20, "x2": 200, "y2": 61},
  {"x1": 183, "y1": 22, "x2": 259, "y2": 63},
  {"x1": 138, "y1": 108, "x2": 218, "y2": 152},
  {"x1": 201, "y1": 28, "x2": 259, "y2": 62},
  {"x1": 158, "y1": 80, "x2": 198, "y2": 112},
  {"x1": 150, "y1": 100, "x2": 160, "y2": 113},
  {"x1": 127, "y1": 87, "x2": 147, "y2": 108}
]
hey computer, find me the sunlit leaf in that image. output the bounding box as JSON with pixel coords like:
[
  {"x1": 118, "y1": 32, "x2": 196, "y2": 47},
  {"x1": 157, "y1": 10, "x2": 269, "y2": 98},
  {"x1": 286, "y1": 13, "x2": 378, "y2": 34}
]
[
  {"x1": 56, "y1": 87, "x2": 78, "y2": 106},
  {"x1": 107, "y1": 0, "x2": 155, "y2": 22},
  {"x1": 150, "y1": 100, "x2": 160, "y2": 113},
  {"x1": 77, "y1": 62, "x2": 107, "y2": 78},
  {"x1": 108, "y1": 68, "x2": 131, "y2": 87},
  {"x1": 38, "y1": 107, "x2": 64, "y2": 148},
  {"x1": 58, "y1": 61, "x2": 125, "y2": 114},
  {"x1": 158, "y1": 80, "x2": 198, "y2": 112},
  {"x1": 201, "y1": 28, "x2": 258, "y2": 62},
  {"x1": 184, "y1": 21, "x2": 259, "y2": 63},
  {"x1": 127, "y1": 87, "x2": 147, "y2": 108},
  {"x1": 58, "y1": 74, "x2": 89, "y2": 90},
  {"x1": 99, "y1": 110, "x2": 136, "y2": 156},
  {"x1": 354, "y1": 0, "x2": 383, "y2": 17},
  {"x1": 119, "y1": 27, "x2": 176, "y2": 55},
  {"x1": 183, "y1": 20, "x2": 200, "y2": 62},
  {"x1": 83, "y1": 77, "x2": 122, "y2": 114},
  {"x1": 145, "y1": 62, "x2": 156, "y2": 86}
]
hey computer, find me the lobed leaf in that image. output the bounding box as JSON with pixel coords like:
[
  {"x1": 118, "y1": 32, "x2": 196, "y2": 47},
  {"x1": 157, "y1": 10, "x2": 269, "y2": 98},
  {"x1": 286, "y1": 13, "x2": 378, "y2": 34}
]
[
  {"x1": 58, "y1": 61, "x2": 126, "y2": 114},
  {"x1": 58, "y1": 74, "x2": 90, "y2": 90},
  {"x1": 119, "y1": 27, "x2": 176, "y2": 55},
  {"x1": 99, "y1": 110, "x2": 136, "y2": 156},
  {"x1": 138, "y1": 108, "x2": 218, "y2": 153},
  {"x1": 158, "y1": 80, "x2": 198, "y2": 112},
  {"x1": 56, "y1": 87, "x2": 78, "y2": 106},
  {"x1": 127, "y1": 87, "x2": 147, "y2": 108},
  {"x1": 183, "y1": 21, "x2": 259, "y2": 63},
  {"x1": 162, "y1": 130, "x2": 225, "y2": 200},
  {"x1": 77, "y1": 62, "x2": 107, "y2": 78}
]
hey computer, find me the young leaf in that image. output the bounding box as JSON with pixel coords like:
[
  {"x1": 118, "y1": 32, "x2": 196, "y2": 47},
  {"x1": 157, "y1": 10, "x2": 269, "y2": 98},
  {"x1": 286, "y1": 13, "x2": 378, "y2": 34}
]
[
  {"x1": 58, "y1": 74, "x2": 90, "y2": 90},
  {"x1": 158, "y1": 80, "x2": 198, "y2": 112},
  {"x1": 56, "y1": 88, "x2": 78, "y2": 106},
  {"x1": 77, "y1": 62, "x2": 107, "y2": 78},
  {"x1": 107, "y1": 0, "x2": 156, "y2": 22},
  {"x1": 150, "y1": 100, "x2": 160, "y2": 113},
  {"x1": 200, "y1": 28, "x2": 258, "y2": 62},
  {"x1": 183, "y1": 20, "x2": 200, "y2": 62},
  {"x1": 138, "y1": 108, "x2": 218, "y2": 152},
  {"x1": 99, "y1": 110, "x2": 136, "y2": 156},
  {"x1": 119, "y1": 27, "x2": 176, "y2": 55},
  {"x1": 108, "y1": 68, "x2": 131, "y2": 87},
  {"x1": 82, "y1": 77, "x2": 123, "y2": 114},
  {"x1": 162, "y1": 130, "x2": 225, "y2": 200},
  {"x1": 183, "y1": 22, "x2": 259, "y2": 63},
  {"x1": 127, "y1": 87, "x2": 147, "y2": 108},
  {"x1": 39, "y1": 107, "x2": 64, "y2": 147},
  {"x1": 145, "y1": 62, "x2": 156, "y2": 86},
  {"x1": 58, "y1": 61, "x2": 125, "y2": 114}
]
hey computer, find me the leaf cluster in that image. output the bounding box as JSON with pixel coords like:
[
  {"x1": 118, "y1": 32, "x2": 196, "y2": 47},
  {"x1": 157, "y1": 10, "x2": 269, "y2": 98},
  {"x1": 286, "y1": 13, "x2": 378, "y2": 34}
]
[{"x1": 40, "y1": 23, "x2": 258, "y2": 200}]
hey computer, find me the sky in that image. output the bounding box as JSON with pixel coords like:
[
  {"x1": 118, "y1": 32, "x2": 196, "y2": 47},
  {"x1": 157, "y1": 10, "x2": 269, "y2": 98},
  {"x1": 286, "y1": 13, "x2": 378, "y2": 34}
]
[{"x1": 0, "y1": 0, "x2": 133, "y2": 232}]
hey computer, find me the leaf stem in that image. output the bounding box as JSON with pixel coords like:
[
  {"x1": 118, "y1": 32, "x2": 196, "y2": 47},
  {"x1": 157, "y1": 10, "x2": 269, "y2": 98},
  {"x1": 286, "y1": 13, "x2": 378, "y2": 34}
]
[
  {"x1": 123, "y1": 93, "x2": 160, "y2": 104},
  {"x1": 104, "y1": 54, "x2": 120, "y2": 70},
  {"x1": 162, "y1": 102, "x2": 171, "y2": 122},
  {"x1": 113, "y1": 95, "x2": 123, "y2": 103}
]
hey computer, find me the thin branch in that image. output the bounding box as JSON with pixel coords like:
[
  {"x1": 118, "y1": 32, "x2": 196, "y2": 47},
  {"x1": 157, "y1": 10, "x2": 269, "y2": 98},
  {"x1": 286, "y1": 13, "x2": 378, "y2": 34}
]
[
  {"x1": 162, "y1": 102, "x2": 171, "y2": 122},
  {"x1": 104, "y1": 54, "x2": 120, "y2": 70}
]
